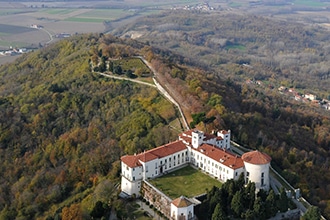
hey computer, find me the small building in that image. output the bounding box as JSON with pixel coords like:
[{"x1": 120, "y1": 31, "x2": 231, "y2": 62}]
[
  {"x1": 305, "y1": 93, "x2": 317, "y2": 101},
  {"x1": 171, "y1": 196, "x2": 194, "y2": 220}
]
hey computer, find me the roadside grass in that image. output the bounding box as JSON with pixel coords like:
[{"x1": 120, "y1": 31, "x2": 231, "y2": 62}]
[{"x1": 149, "y1": 166, "x2": 222, "y2": 199}]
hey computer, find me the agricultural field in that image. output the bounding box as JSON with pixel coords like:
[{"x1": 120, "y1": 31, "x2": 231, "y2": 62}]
[{"x1": 149, "y1": 166, "x2": 222, "y2": 199}]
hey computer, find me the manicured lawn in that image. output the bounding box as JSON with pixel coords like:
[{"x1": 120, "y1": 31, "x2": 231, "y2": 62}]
[{"x1": 149, "y1": 166, "x2": 221, "y2": 199}]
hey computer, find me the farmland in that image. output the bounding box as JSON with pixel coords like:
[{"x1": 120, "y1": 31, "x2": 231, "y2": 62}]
[{"x1": 0, "y1": 0, "x2": 330, "y2": 65}]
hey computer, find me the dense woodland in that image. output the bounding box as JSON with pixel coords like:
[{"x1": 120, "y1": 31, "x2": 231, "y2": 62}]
[
  {"x1": 0, "y1": 34, "x2": 180, "y2": 219},
  {"x1": 1, "y1": 11, "x2": 330, "y2": 219},
  {"x1": 197, "y1": 175, "x2": 297, "y2": 220}
]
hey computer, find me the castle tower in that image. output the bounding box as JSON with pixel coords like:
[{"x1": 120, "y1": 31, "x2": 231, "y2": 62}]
[
  {"x1": 217, "y1": 130, "x2": 231, "y2": 149},
  {"x1": 242, "y1": 150, "x2": 271, "y2": 191},
  {"x1": 191, "y1": 130, "x2": 204, "y2": 149}
]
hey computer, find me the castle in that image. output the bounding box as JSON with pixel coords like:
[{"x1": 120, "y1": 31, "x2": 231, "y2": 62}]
[{"x1": 121, "y1": 129, "x2": 271, "y2": 220}]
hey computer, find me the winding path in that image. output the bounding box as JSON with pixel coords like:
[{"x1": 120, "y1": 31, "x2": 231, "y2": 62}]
[{"x1": 97, "y1": 58, "x2": 190, "y2": 131}]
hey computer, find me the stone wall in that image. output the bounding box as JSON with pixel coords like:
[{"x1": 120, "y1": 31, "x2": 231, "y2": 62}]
[{"x1": 141, "y1": 180, "x2": 172, "y2": 219}]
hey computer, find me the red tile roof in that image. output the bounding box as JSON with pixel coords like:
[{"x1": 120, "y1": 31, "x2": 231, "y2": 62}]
[
  {"x1": 171, "y1": 196, "x2": 193, "y2": 207},
  {"x1": 242, "y1": 151, "x2": 271, "y2": 165},
  {"x1": 193, "y1": 144, "x2": 244, "y2": 169},
  {"x1": 203, "y1": 133, "x2": 216, "y2": 141},
  {"x1": 218, "y1": 130, "x2": 229, "y2": 135},
  {"x1": 121, "y1": 140, "x2": 187, "y2": 168},
  {"x1": 121, "y1": 155, "x2": 142, "y2": 168}
]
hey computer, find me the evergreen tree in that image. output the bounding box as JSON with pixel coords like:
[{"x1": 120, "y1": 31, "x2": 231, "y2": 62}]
[
  {"x1": 265, "y1": 189, "x2": 278, "y2": 218},
  {"x1": 212, "y1": 204, "x2": 228, "y2": 220},
  {"x1": 253, "y1": 197, "x2": 266, "y2": 220},
  {"x1": 303, "y1": 206, "x2": 321, "y2": 220},
  {"x1": 277, "y1": 188, "x2": 289, "y2": 212},
  {"x1": 231, "y1": 190, "x2": 244, "y2": 218}
]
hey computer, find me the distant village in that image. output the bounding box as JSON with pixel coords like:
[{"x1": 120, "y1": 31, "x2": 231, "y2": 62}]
[
  {"x1": 277, "y1": 86, "x2": 330, "y2": 110},
  {"x1": 246, "y1": 78, "x2": 330, "y2": 111},
  {"x1": 171, "y1": 2, "x2": 216, "y2": 11},
  {"x1": 0, "y1": 47, "x2": 33, "y2": 56}
]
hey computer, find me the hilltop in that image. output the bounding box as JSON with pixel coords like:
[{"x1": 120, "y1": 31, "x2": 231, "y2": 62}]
[{"x1": 0, "y1": 17, "x2": 329, "y2": 219}]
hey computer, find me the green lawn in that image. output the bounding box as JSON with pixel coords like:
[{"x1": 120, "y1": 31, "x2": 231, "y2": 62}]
[
  {"x1": 149, "y1": 166, "x2": 221, "y2": 199},
  {"x1": 112, "y1": 58, "x2": 151, "y2": 74}
]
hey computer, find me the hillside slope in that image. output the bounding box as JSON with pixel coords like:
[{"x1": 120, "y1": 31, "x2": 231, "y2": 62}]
[
  {"x1": 111, "y1": 11, "x2": 330, "y2": 217},
  {"x1": 0, "y1": 34, "x2": 181, "y2": 219}
]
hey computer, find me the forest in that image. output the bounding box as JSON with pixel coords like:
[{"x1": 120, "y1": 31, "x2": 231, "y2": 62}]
[
  {"x1": 0, "y1": 34, "x2": 180, "y2": 219},
  {"x1": 0, "y1": 11, "x2": 330, "y2": 219}
]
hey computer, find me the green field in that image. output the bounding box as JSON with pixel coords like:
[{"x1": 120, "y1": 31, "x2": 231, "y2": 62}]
[
  {"x1": 293, "y1": 0, "x2": 326, "y2": 7},
  {"x1": 64, "y1": 17, "x2": 107, "y2": 23},
  {"x1": 0, "y1": 24, "x2": 35, "y2": 34},
  {"x1": 42, "y1": 9, "x2": 75, "y2": 15},
  {"x1": 149, "y1": 166, "x2": 222, "y2": 199},
  {"x1": 79, "y1": 9, "x2": 133, "y2": 18},
  {"x1": 112, "y1": 58, "x2": 151, "y2": 74}
]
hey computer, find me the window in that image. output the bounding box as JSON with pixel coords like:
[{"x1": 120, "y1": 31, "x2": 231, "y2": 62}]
[
  {"x1": 247, "y1": 171, "x2": 250, "y2": 176},
  {"x1": 261, "y1": 178, "x2": 264, "y2": 186},
  {"x1": 133, "y1": 176, "x2": 135, "y2": 181},
  {"x1": 133, "y1": 168, "x2": 135, "y2": 171},
  {"x1": 261, "y1": 172, "x2": 264, "y2": 178},
  {"x1": 165, "y1": 159, "x2": 167, "y2": 163}
]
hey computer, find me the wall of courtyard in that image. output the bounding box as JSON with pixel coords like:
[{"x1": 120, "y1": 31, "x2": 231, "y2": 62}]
[{"x1": 141, "y1": 180, "x2": 172, "y2": 219}]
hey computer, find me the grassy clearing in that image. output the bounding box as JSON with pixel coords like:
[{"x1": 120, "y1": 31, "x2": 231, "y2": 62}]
[
  {"x1": 112, "y1": 58, "x2": 151, "y2": 74},
  {"x1": 225, "y1": 44, "x2": 246, "y2": 51},
  {"x1": 149, "y1": 166, "x2": 222, "y2": 199}
]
